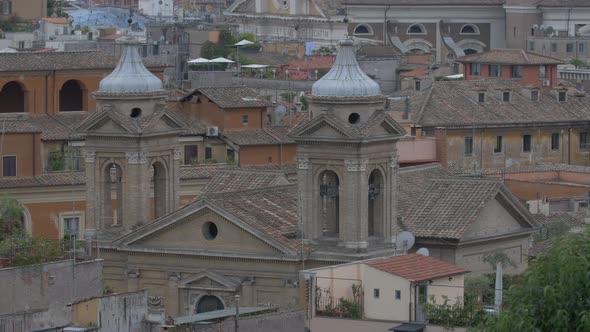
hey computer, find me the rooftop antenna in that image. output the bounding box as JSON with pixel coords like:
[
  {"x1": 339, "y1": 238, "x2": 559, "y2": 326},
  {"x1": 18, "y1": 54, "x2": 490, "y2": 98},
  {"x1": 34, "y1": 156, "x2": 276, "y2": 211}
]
[{"x1": 395, "y1": 231, "x2": 415, "y2": 253}]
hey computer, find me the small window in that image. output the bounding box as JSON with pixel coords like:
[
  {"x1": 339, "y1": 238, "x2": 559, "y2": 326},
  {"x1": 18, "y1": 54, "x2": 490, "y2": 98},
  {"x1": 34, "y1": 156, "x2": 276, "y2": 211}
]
[
  {"x1": 373, "y1": 289, "x2": 380, "y2": 299},
  {"x1": 539, "y1": 65, "x2": 547, "y2": 78},
  {"x1": 579, "y1": 43, "x2": 585, "y2": 53},
  {"x1": 511, "y1": 65, "x2": 523, "y2": 78},
  {"x1": 348, "y1": 113, "x2": 360, "y2": 124},
  {"x1": 558, "y1": 91, "x2": 567, "y2": 102},
  {"x1": 205, "y1": 147, "x2": 212, "y2": 160},
  {"x1": 464, "y1": 136, "x2": 473, "y2": 156},
  {"x1": 202, "y1": 221, "x2": 218, "y2": 240},
  {"x1": 415, "y1": 80, "x2": 421, "y2": 91},
  {"x1": 489, "y1": 65, "x2": 502, "y2": 78},
  {"x1": 410, "y1": 127, "x2": 417, "y2": 137},
  {"x1": 227, "y1": 149, "x2": 235, "y2": 161},
  {"x1": 184, "y1": 145, "x2": 198, "y2": 165},
  {"x1": 523, "y1": 134, "x2": 532, "y2": 152},
  {"x1": 142, "y1": 45, "x2": 148, "y2": 57},
  {"x1": 478, "y1": 92, "x2": 485, "y2": 103},
  {"x1": 354, "y1": 24, "x2": 371, "y2": 35},
  {"x1": 551, "y1": 43, "x2": 557, "y2": 52},
  {"x1": 460, "y1": 24, "x2": 478, "y2": 35},
  {"x1": 580, "y1": 132, "x2": 589, "y2": 150},
  {"x1": 395, "y1": 290, "x2": 401, "y2": 300},
  {"x1": 242, "y1": 115, "x2": 249, "y2": 125},
  {"x1": 528, "y1": 41, "x2": 535, "y2": 51},
  {"x1": 2, "y1": 1, "x2": 11, "y2": 15},
  {"x1": 531, "y1": 90, "x2": 539, "y2": 101},
  {"x1": 130, "y1": 108, "x2": 141, "y2": 118},
  {"x1": 267, "y1": 156, "x2": 272, "y2": 163},
  {"x1": 551, "y1": 133, "x2": 560, "y2": 151},
  {"x1": 63, "y1": 217, "x2": 80, "y2": 241},
  {"x1": 2, "y1": 155, "x2": 16, "y2": 177},
  {"x1": 566, "y1": 43, "x2": 574, "y2": 53},
  {"x1": 502, "y1": 91, "x2": 511, "y2": 102},
  {"x1": 407, "y1": 24, "x2": 425, "y2": 34},
  {"x1": 152, "y1": 43, "x2": 159, "y2": 55},
  {"x1": 471, "y1": 63, "x2": 481, "y2": 76},
  {"x1": 494, "y1": 136, "x2": 503, "y2": 154}
]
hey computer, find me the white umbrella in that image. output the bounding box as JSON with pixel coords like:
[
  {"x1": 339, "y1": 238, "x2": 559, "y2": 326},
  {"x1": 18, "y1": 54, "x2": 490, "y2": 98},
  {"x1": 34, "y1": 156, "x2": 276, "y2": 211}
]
[
  {"x1": 210, "y1": 57, "x2": 235, "y2": 63},
  {"x1": 0, "y1": 48, "x2": 17, "y2": 53},
  {"x1": 241, "y1": 64, "x2": 269, "y2": 68},
  {"x1": 187, "y1": 57, "x2": 210, "y2": 64},
  {"x1": 234, "y1": 39, "x2": 255, "y2": 47}
]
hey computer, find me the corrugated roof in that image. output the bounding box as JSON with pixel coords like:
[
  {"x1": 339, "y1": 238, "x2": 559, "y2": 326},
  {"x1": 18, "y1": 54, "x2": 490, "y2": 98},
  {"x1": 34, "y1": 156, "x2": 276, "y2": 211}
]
[{"x1": 366, "y1": 254, "x2": 469, "y2": 282}]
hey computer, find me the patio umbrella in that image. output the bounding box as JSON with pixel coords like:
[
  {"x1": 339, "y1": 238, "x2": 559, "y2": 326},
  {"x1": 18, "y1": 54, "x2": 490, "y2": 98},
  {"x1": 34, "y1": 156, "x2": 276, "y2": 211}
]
[
  {"x1": 187, "y1": 57, "x2": 210, "y2": 64},
  {"x1": 209, "y1": 57, "x2": 235, "y2": 63},
  {"x1": 233, "y1": 39, "x2": 255, "y2": 47}
]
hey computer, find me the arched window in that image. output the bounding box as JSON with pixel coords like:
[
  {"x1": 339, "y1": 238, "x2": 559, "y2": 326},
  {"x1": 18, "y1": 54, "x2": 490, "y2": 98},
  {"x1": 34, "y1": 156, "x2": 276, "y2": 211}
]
[
  {"x1": 368, "y1": 169, "x2": 384, "y2": 237},
  {"x1": 196, "y1": 295, "x2": 224, "y2": 314},
  {"x1": 0, "y1": 81, "x2": 25, "y2": 113},
  {"x1": 103, "y1": 163, "x2": 123, "y2": 227},
  {"x1": 460, "y1": 24, "x2": 479, "y2": 35},
  {"x1": 319, "y1": 170, "x2": 339, "y2": 237},
  {"x1": 464, "y1": 48, "x2": 479, "y2": 55},
  {"x1": 151, "y1": 161, "x2": 168, "y2": 220},
  {"x1": 407, "y1": 24, "x2": 426, "y2": 34},
  {"x1": 59, "y1": 80, "x2": 86, "y2": 112},
  {"x1": 354, "y1": 24, "x2": 372, "y2": 35}
]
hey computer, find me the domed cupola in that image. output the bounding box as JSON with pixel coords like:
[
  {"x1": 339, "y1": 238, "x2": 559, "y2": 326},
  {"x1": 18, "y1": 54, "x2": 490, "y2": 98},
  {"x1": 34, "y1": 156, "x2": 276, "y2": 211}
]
[
  {"x1": 311, "y1": 38, "x2": 381, "y2": 98},
  {"x1": 96, "y1": 38, "x2": 164, "y2": 96}
]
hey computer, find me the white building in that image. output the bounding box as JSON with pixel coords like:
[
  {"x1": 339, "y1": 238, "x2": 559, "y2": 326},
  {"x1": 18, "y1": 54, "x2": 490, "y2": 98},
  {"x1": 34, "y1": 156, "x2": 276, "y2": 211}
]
[{"x1": 139, "y1": 0, "x2": 174, "y2": 18}]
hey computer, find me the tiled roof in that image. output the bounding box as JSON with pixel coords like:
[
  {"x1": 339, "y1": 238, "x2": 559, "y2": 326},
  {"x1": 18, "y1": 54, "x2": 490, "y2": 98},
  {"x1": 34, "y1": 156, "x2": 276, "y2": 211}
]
[
  {"x1": 457, "y1": 49, "x2": 563, "y2": 65},
  {"x1": 163, "y1": 106, "x2": 207, "y2": 135},
  {"x1": 0, "y1": 50, "x2": 166, "y2": 72},
  {"x1": 200, "y1": 169, "x2": 290, "y2": 195},
  {"x1": 0, "y1": 172, "x2": 86, "y2": 189},
  {"x1": 241, "y1": 163, "x2": 298, "y2": 175},
  {"x1": 0, "y1": 112, "x2": 89, "y2": 140},
  {"x1": 286, "y1": 56, "x2": 335, "y2": 71},
  {"x1": 366, "y1": 254, "x2": 469, "y2": 282},
  {"x1": 182, "y1": 87, "x2": 272, "y2": 109},
  {"x1": 398, "y1": 164, "x2": 453, "y2": 217},
  {"x1": 206, "y1": 185, "x2": 301, "y2": 252},
  {"x1": 400, "y1": 68, "x2": 429, "y2": 77},
  {"x1": 346, "y1": 0, "x2": 505, "y2": 5},
  {"x1": 448, "y1": 162, "x2": 590, "y2": 176},
  {"x1": 535, "y1": 212, "x2": 589, "y2": 229},
  {"x1": 42, "y1": 17, "x2": 69, "y2": 24},
  {"x1": 223, "y1": 126, "x2": 295, "y2": 146},
  {"x1": 538, "y1": 0, "x2": 590, "y2": 7},
  {"x1": 402, "y1": 178, "x2": 503, "y2": 239},
  {"x1": 415, "y1": 80, "x2": 590, "y2": 128}
]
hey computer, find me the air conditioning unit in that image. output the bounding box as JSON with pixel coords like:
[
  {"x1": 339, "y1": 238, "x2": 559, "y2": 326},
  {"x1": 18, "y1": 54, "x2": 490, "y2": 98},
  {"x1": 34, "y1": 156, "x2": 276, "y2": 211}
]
[
  {"x1": 207, "y1": 126, "x2": 219, "y2": 137},
  {"x1": 542, "y1": 79, "x2": 551, "y2": 87}
]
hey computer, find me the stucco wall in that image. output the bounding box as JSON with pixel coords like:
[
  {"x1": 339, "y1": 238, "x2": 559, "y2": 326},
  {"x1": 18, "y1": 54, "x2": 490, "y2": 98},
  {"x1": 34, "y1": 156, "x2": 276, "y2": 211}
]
[{"x1": 363, "y1": 265, "x2": 411, "y2": 322}]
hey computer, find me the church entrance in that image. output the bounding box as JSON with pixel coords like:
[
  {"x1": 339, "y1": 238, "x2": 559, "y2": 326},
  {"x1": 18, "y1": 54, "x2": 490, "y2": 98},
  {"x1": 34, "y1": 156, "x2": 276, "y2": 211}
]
[{"x1": 196, "y1": 295, "x2": 224, "y2": 314}]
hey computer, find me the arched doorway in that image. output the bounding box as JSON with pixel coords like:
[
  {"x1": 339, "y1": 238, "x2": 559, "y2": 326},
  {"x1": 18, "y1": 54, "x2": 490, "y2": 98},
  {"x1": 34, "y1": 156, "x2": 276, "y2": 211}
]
[
  {"x1": 151, "y1": 161, "x2": 167, "y2": 220},
  {"x1": 59, "y1": 80, "x2": 85, "y2": 112},
  {"x1": 0, "y1": 81, "x2": 25, "y2": 113},
  {"x1": 196, "y1": 295, "x2": 224, "y2": 314},
  {"x1": 319, "y1": 170, "x2": 339, "y2": 237},
  {"x1": 368, "y1": 170, "x2": 384, "y2": 237},
  {"x1": 103, "y1": 163, "x2": 123, "y2": 228}
]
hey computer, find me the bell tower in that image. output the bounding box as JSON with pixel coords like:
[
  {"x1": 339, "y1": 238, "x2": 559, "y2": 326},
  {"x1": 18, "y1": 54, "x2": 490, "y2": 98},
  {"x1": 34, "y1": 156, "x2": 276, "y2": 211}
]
[
  {"x1": 291, "y1": 39, "x2": 405, "y2": 250},
  {"x1": 79, "y1": 38, "x2": 183, "y2": 243}
]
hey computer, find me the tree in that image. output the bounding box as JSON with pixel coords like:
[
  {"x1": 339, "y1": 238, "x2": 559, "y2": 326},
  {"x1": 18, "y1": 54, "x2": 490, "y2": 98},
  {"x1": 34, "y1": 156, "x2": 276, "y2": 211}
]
[
  {"x1": 0, "y1": 195, "x2": 24, "y2": 239},
  {"x1": 476, "y1": 230, "x2": 590, "y2": 331},
  {"x1": 570, "y1": 58, "x2": 585, "y2": 69}
]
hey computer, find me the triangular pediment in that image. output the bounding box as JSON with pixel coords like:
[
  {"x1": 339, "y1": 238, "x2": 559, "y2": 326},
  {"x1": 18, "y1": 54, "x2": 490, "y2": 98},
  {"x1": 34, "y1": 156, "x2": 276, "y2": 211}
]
[
  {"x1": 85, "y1": 114, "x2": 135, "y2": 134},
  {"x1": 114, "y1": 203, "x2": 291, "y2": 255},
  {"x1": 143, "y1": 113, "x2": 184, "y2": 133},
  {"x1": 376, "y1": 115, "x2": 407, "y2": 137},
  {"x1": 179, "y1": 271, "x2": 240, "y2": 291},
  {"x1": 290, "y1": 114, "x2": 354, "y2": 139}
]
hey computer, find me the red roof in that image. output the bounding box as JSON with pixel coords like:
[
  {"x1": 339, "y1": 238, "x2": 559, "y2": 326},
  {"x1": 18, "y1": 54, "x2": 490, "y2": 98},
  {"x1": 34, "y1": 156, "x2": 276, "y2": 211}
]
[
  {"x1": 400, "y1": 68, "x2": 429, "y2": 77},
  {"x1": 100, "y1": 33, "x2": 123, "y2": 41},
  {"x1": 365, "y1": 254, "x2": 469, "y2": 282},
  {"x1": 42, "y1": 17, "x2": 69, "y2": 24}
]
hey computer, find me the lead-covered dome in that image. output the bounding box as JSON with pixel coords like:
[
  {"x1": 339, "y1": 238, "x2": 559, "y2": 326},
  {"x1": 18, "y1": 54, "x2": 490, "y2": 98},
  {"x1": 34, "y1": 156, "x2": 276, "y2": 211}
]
[
  {"x1": 98, "y1": 41, "x2": 163, "y2": 94},
  {"x1": 311, "y1": 39, "x2": 381, "y2": 98}
]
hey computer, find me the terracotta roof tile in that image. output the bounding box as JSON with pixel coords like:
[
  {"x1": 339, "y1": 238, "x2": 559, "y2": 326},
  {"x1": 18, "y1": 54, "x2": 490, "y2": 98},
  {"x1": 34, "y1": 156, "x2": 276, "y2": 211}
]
[
  {"x1": 182, "y1": 87, "x2": 272, "y2": 109},
  {"x1": 458, "y1": 49, "x2": 563, "y2": 65},
  {"x1": 400, "y1": 68, "x2": 429, "y2": 77},
  {"x1": 223, "y1": 126, "x2": 295, "y2": 146},
  {"x1": 42, "y1": 17, "x2": 69, "y2": 24},
  {"x1": 200, "y1": 169, "x2": 290, "y2": 196},
  {"x1": 366, "y1": 254, "x2": 469, "y2": 282}
]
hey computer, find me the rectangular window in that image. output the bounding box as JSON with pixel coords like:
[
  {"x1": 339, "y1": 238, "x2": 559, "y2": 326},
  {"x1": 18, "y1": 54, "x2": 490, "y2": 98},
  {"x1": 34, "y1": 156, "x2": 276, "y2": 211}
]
[
  {"x1": 415, "y1": 80, "x2": 421, "y2": 91},
  {"x1": 1, "y1": 1, "x2": 10, "y2": 15},
  {"x1": 152, "y1": 44, "x2": 159, "y2": 55},
  {"x1": 539, "y1": 65, "x2": 547, "y2": 78},
  {"x1": 2, "y1": 155, "x2": 16, "y2": 177},
  {"x1": 511, "y1": 65, "x2": 523, "y2": 78},
  {"x1": 63, "y1": 217, "x2": 80, "y2": 240},
  {"x1": 523, "y1": 134, "x2": 532, "y2": 152},
  {"x1": 142, "y1": 45, "x2": 148, "y2": 57},
  {"x1": 494, "y1": 136, "x2": 503, "y2": 154},
  {"x1": 205, "y1": 147, "x2": 212, "y2": 160},
  {"x1": 566, "y1": 43, "x2": 574, "y2": 53},
  {"x1": 464, "y1": 136, "x2": 473, "y2": 156},
  {"x1": 489, "y1": 65, "x2": 502, "y2": 78},
  {"x1": 503, "y1": 91, "x2": 511, "y2": 102},
  {"x1": 531, "y1": 90, "x2": 539, "y2": 101},
  {"x1": 227, "y1": 149, "x2": 235, "y2": 161},
  {"x1": 579, "y1": 43, "x2": 585, "y2": 53},
  {"x1": 395, "y1": 290, "x2": 401, "y2": 300},
  {"x1": 478, "y1": 92, "x2": 485, "y2": 103},
  {"x1": 581, "y1": 132, "x2": 589, "y2": 150},
  {"x1": 410, "y1": 127, "x2": 417, "y2": 137},
  {"x1": 184, "y1": 145, "x2": 198, "y2": 165},
  {"x1": 470, "y1": 63, "x2": 481, "y2": 76},
  {"x1": 242, "y1": 115, "x2": 249, "y2": 125},
  {"x1": 373, "y1": 289, "x2": 380, "y2": 299},
  {"x1": 558, "y1": 91, "x2": 567, "y2": 102},
  {"x1": 551, "y1": 43, "x2": 557, "y2": 52},
  {"x1": 551, "y1": 133, "x2": 560, "y2": 151},
  {"x1": 528, "y1": 41, "x2": 535, "y2": 51}
]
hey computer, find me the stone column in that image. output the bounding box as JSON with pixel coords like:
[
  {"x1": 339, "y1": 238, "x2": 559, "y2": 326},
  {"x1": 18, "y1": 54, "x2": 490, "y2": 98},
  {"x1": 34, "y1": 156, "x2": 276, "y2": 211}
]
[
  {"x1": 172, "y1": 148, "x2": 181, "y2": 210},
  {"x1": 296, "y1": 156, "x2": 315, "y2": 242},
  {"x1": 342, "y1": 159, "x2": 369, "y2": 249},
  {"x1": 83, "y1": 150, "x2": 98, "y2": 254},
  {"x1": 386, "y1": 151, "x2": 401, "y2": 243},
  {"x1": 124, "y1": 152, "x2": 151, "y2": 229}
]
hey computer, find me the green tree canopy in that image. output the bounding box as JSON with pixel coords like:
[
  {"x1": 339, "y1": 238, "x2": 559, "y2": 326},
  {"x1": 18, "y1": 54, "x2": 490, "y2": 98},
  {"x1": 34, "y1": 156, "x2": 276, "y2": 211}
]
[
  {"x1": 477, "y1": 230, "x2": 590, "y2": 331},
  {"x1": 0, "y1": 195, "x2": 24, "y2": 239}
]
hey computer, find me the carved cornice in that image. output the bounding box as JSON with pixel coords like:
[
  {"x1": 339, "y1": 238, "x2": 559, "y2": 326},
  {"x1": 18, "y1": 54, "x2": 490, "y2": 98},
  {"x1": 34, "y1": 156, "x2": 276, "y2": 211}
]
[
  {"x1": 345, "y1": 159, "x2": 368, "y2": 172},
  {"x1": 126, "y1": 152, "x2": 147, "y2": 165}
]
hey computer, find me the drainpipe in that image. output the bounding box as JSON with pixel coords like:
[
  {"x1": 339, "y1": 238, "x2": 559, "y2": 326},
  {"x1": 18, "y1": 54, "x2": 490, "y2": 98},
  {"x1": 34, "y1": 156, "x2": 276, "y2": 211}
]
[{"x1": 568, "y1": 127, "x2": 572, "y2": 164}]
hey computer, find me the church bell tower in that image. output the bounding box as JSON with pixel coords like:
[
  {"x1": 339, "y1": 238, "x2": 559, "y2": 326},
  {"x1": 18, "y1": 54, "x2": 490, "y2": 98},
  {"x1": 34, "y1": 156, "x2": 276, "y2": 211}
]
[{"x1": 291, "y1": 39, "x2": 405, "y2": 250}]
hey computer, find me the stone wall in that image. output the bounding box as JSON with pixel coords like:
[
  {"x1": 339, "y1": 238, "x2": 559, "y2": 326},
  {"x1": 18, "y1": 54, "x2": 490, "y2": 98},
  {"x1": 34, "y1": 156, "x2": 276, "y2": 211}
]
[{"x1": 199, "y1": 310, "x2": 305, "y2": 332}]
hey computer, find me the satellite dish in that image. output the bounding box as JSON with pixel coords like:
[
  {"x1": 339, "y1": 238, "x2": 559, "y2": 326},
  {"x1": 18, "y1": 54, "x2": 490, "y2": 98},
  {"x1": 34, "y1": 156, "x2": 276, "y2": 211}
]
[
  {"x1": 539, "y1": 24, "x2": 546, "y2": 31},
  {"x1": 396, "y1": 231, "x2": 415, "y2": 251},
  {"x1": 545, "y1": 26, "x2": 554, "y2": 35},
  {"x1": 417, "y1": 248, "x2": 430, "y2": 256}
]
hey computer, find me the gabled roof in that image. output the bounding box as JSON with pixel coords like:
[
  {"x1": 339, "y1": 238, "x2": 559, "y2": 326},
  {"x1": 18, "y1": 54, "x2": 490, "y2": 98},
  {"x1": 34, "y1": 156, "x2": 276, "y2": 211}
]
[
  {"x1": 180, "y1": 87, "x2": 272, "y2": 109},
  {"x1": 223, "y1": 126, "x2": 295, "y2": 146},
  {"x1": 366, "y1": 254, "x2": 469, "y2": 282},
  {"x1": 0, "y1": 112, "x2": 89, "y2": 141},
  {"x1": 0, "y1": 50, "x2": 166, "y2": 72},
  {"x1": 200, "y1": 169, "x2": 290, "y2": 196},
  {"x1": 457, "y1": 49, "x2": 563, "y2": 65},
  {"x1": 77, "y1": 108, "x2": 185, "y2": 137},
  {"x1": 42, "y1": 17, "x2": 69, "y2": 24}
]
